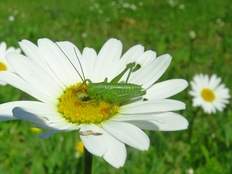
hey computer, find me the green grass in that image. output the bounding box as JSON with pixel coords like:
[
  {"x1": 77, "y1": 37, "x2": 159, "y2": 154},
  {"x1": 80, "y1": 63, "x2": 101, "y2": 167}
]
[{"x1": 0, "y1": 0, "x2": 232, "y2": 173}]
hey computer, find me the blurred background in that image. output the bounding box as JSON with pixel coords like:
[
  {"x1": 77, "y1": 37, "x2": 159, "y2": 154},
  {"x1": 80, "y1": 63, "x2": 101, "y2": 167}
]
[{"x1": 0, "y1": 0, "x2": 231, "y2": 173}]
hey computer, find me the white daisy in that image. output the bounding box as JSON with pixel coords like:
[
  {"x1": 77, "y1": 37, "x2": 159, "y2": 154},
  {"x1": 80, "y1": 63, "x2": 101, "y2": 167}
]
[
  {"x1": 189, "y1": 74, "x2": 230, "y2": 114},
  {"x1": 0, "y1": 38, "x2": 188, "y2": 168},
  {"x1": 0, "y1": 41, "x2": 21, "y2": 85}
]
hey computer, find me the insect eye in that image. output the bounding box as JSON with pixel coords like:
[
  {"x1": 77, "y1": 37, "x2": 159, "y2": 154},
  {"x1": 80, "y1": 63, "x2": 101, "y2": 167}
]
[{"x1": 77, "y1": 93, "x2": 91, "y2": 102}]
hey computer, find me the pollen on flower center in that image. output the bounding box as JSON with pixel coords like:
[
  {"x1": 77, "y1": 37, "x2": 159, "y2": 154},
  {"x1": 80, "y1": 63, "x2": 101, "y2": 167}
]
[
  {"x1": 201, "y1": 88, "x2": 215, "y2": 102},
  {"x1": 0, "y1": 62, "x2": 7, "y2": 71},
  {"x1": 57, "y1": 82, "x2": 119, "y2": 124}
]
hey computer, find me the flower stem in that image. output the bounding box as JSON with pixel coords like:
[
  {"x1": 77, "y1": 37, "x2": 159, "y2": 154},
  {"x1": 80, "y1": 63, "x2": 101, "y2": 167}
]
[
  {"x1": 188, "y1": 108, "x2": 201, "y2": 144},
  {"x1": 84, "y1": 147, "x2": 92, "y2": 174}
]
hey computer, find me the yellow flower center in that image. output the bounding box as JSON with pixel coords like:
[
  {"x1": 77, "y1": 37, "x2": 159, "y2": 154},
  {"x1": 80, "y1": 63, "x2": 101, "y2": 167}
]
[
  {"x1": 57, "y1": 82, "x2": 119, "y2": 124},
  {"x1": 201, "y1": 88, "x2": 215, "y2": 102},
  {"x1": 0, "y1": 61, "x2": 7, "y2": 70}
]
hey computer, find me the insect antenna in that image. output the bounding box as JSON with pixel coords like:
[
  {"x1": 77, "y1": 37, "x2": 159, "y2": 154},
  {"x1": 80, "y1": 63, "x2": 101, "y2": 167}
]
[
  {"x1": 74, "y1": 47, "x2": 86, "y2": 81},
  {"x1": 55, "y1": 43, "x2": 85, "y2": 82}
]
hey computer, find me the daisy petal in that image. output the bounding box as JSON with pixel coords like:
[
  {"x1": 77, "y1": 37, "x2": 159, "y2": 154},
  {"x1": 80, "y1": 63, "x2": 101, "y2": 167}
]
[
  {"x1": 38, "y1": 39, "x2": 82, "y2": 86},
  {"x1": 0, "y1": 42, "x2": 7, "y2": 55},
  {"x1": 209, "y1": 74, "x2": 221, "y2": 90},
  {"x1": 56, "y1": 41, "x2": 84, "y2": 82},
  {"x1": 103, "y1": 131, "x2": 126, "y2": 168},
  {"x1": 112, "y1": 112, "x2": 188, "y2": 131},
  {"x1": 80, "y1": 124, "x2": 108, "y2": 157},
  {"x1": 128, "y1": 112, "x2": 189, "y2": 131},
  {"x1": 19, "y1": 40, "x2": 66, "y2": 89},
  {"x1": 6, "y1": 53, "x2": 63, "y2": 97},
  {"x1": 93, "y1": 39, "x2": 122, "y2": 82},
  {"x1": 145, "y1": 79, "x2": 188, "y2": 99},
  {"x1": 0, "y1": 71, "x2": 55, "y2": 104},
  {"x1": 120, "y1": 44, "x2": 145, "y2": 65},
  {"x1": 19, "y1": 40, "x2": 48, "y2": 69},
  {"x1": 0, "y1": 81, "x2": 7, "y2": 86},
  {"x1": 127, "y1": 120, "x2": 159, "y2": 130},
  {"x1": 13, "y1": 104, "x2": 81, "y2": 131},
  {"x1": 150, "y1": 112, "x2": 189, "y2": 131},
  {"x1": 0, "y1": 101, "x2": 54, "y2": 121},
  {"x1": 129, "y1": 54, "x2": 171, "y2": 88},
  {"x1": 12, "y1": 102, "x2": 52, "y2": 124},
  {"x1": 81, "y1": 47, "x2": 97, "y2": 79},
  {"x1": 102, "y1": 121, "x2": 150, "y2": 151},
  {"x1": 111, "y1": 113, "x2": 165, "y2": 123},
  {"x1": 127, "y1": 113, "x2": 188, "y2": 131},
  {"x1": 0, "y1": 101, "x2": 28, "y2": 121},
  {"x1": 120, "y1": 99, "x2": 186, "y2": 114},
  {"x1": 111, "y1": 44, "x2": 145, "y2": 79},
  {"x1": 136, "y1": 50, "x2": 156, "y2": 67}
]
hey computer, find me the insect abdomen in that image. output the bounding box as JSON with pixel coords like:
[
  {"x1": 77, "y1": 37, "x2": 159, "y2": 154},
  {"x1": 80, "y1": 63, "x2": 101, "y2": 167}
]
[{"x1": 87, "y1": 82, "x2": 146, "y2": 102}]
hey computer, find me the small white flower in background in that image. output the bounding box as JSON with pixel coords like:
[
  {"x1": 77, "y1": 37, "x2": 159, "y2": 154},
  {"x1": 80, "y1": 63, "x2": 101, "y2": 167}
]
[
  {"x1": 186, "y1": 168, "x2": 194, "y2": 174},
  {"x1": 189, "y1": 30, "x2": 196, "y2": 40},
  {"x1": 81, "y1": 32, "x2": 88, "y2": 38},
  {"x1": 8, "y1": 15, "x2": 15, "y2": 21},
  {"x1": 98, "y1": 9, "x2": 103, "y2": 14},
  {"x1": 138, "y1": 2, "x2": 143, "y2": 6},
  {"x1": 44, "y1": 6, "x2": 49, "y2": 10},
  {"x1": 130, "y1": 4, "x2": 137, "y2": 11},
  {"x1": 13, "y1": 9, "x2": 18, "y2": 15},
  {"x1": 21, "y1": 13, "x2": 26, "y2": 18},
  {"x1": 89, "y1": 6, "x2": 94, "y2": 11},
  {"x1": 179, "y1": 4, "x2": 185, "y2": 9},
  {"x1": 94, "y1": 3, "x2": 99, "y2": 8},
  {"x1": 216, "y1": 18, "x2": 225, "y2": 27},
  {"x1": 189, "y1": 74, "x2": 230, "y2": 114},
  {"x1": 211, "y1": 133, "x2": 216, "y2": 139},
  {"x1": 0, "y1": 38, "x2": 188, "y2": 168},
  {"x1": 168, "y1": 0, "x2": 177, "y2": 7},
  {"x1": 0, "y1": 42, "x2": 21, "y2": 85},
  {"x1": 111, "y1": 1, "x2": 116, "y2": 6},
  {"x1": 122, "y1": 3, "x2": 130, "y2": 8}
]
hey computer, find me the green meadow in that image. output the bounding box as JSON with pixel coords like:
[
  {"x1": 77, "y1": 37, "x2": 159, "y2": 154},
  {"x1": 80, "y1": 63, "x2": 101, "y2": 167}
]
[{"x1": 0, "y1": 0, "x2": 232, "y2": 173}]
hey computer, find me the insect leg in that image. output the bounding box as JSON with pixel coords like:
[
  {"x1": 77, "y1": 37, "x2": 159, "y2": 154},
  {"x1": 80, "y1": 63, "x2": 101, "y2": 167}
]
[
  {"x1": 125, "y1": 63, "x2": 135, "y2": 83},
  {"x1": 107, "y1": 102, "x2": 118, "y2": 114},
  {"x1": 110, "y1": 62, "x2": 136, "y2": 83}
]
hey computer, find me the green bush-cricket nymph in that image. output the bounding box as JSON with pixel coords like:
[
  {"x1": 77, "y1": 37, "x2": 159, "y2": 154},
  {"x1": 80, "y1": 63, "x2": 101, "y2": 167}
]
[{"x1": 56, "y1": 43, "x2": 146, "y2": 112}]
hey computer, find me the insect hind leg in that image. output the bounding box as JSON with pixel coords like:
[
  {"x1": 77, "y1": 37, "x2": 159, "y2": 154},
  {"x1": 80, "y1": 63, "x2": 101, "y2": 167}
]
[{"x1": 106, "y1": 102, "x2": 120, "y2": 115}]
